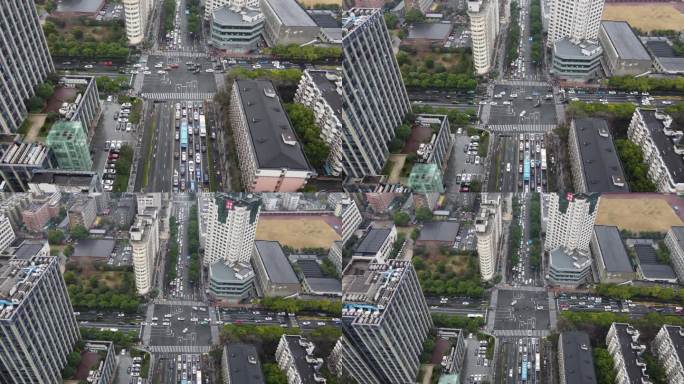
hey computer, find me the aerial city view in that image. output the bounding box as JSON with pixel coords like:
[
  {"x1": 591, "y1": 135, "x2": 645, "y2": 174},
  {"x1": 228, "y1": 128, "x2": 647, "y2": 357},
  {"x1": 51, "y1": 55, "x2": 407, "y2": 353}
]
[{"x1": 0, "y1": 0, "x2": 684, "y2": 383}]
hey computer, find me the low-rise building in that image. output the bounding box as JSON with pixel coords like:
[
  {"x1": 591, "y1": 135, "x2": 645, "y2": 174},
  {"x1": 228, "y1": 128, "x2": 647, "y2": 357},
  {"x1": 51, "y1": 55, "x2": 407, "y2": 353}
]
[
  {"x1": 222, "y1": 343, "x2": 265, "y2": 384},
  {"x1": 633, "y1": 243, "x2": 677, "y2": 283},
  {"x1": 414, "y1": 115, "x2": 453, "y2": 173},
  {"x1": 260, "y1": 0, "x2": 320, "y2": 46},
  {"x1": 113, "y1": 196, "x2": 136, "y2": 229},
  {"x1": 599, "y1": 21, "x2": 652, "y2": 76},
  {"x1": 548, "y1": 247, "x2": 593, "y2": 287},
  {"x1": 558, "y1": 331, "x2": 597, "y2": 384},
  {"x1": 69, "y1": 196, "x2": 97, "y2": 229},
  {"x1": 402, "y1": 22, "x2": 454, "y2": 49},
  {"x1": 664, "y1": 226, "x2": 684, "y2": 284},
  {"x1": 295, "y1": 70, "x2": 343, "y2": 176},
  {"x1": 643, "y1": 38, "x2": 684, "y2": 75},
  {"x1": 352, "y1": 225, "x2": 397, "y2": 264},
  {"x1": 21, "y1": 192, "x2": 61, "y2": 232},
  {"x1": 438, "y1": 329, "x2": 466, "y2": 376},
  {"x1": 569, "y1": 118, "x2": 628, "y2": 193},
  {"x1": 591, "y1": 225, "x2": 635, "y2": 284},
  {"x1": 606, "y1": 323, "x2": 653, "y2": 384},
  {"x1": 229, "y1": 79, "x2": 314, "y2": 192},
  {"x1": 652, "y1": 324, "x2": 684, "y2": 384},
  {"x1": 627, "y1": 108, "x2": 684, "y2": 193},
  {"x1": 251, "y1": 240, "x2": 301, "y2": 297},
  {"x1": 295, "y1": 259, "x2": 341, "y2": 297},
  {"x1": 275, "y1": 335, "x2": 327, "y2": 384},
  {"x1": 79, "y1": 341, "x2": 117, "y2": 384},
  {"x1": 417, "y1": 221, "x2": 460, "y2": 246},
  {"x1": 28, "y1": 170, "x2": 101, "y2": 194},
  {"x1": 0, "y1": 240, "x2": 49, "y2": 261},
  {"x1": 209, "y1": 261, "x2": 256, "y2": 303},
  {"x1": 551, "y1": 38, "x2": 603, "y2": 82},
  {"x1": 72, "y1": 239, "x2": 116, "y2": 261},
  {"x1": 210, "y1": 5, "x2": 264, "y2": 53}
]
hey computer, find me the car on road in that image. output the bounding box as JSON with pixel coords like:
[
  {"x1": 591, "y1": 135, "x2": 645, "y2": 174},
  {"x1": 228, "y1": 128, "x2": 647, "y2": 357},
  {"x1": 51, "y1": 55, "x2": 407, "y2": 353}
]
[
  {"x1": 195, "y1": 153, "x2": 201, "y2": 163},
  {"x1": 143, "y1": 71, "x2": 151, "y2": 75},
  {"x1": 252, "y1": 63, "x2": 261, "y2": 69},
  {"x1": 317, "y1": 322, "x2": 326, "y2": 326},
  {"x1": 84, "y1": 64, "x2": 93, "y2": 69},
  {"x1": 302, "y1": 321, "x2": 311, "y2": 325},
  {"x1": 205, "y1": 68, "x2": 214, "y2": 73}
]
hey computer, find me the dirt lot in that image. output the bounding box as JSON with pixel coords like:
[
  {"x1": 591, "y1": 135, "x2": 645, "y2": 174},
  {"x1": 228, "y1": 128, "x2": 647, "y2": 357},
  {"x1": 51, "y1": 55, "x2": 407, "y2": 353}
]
[
  {"x1": 602, "y1": 3, "x2": 684, "y2": 31},
  {"x1": 596, "y1": 194, "x2": 684, "y2": 232},
  {"x1": 256, "y1": 215, "x2": 341, "y2": 249},
  {"x1": 386, "y1": 154, "x2": 406, "y2": 184}
]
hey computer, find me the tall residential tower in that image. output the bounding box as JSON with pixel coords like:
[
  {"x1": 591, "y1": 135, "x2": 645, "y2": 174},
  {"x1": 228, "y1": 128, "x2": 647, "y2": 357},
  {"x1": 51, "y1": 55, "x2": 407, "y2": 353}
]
[
  {"x1": 0, "y1": 0, "x2": 55, "y2": 133},
  {"x1": 547, "y1": 0, "x2": 605, "y2": 47},
  {"x1": 468, "y1": 0, "x2": 500, "y2": 75},
  {"x1": 204, "y1": 194, "x2": 261, "y2": 266},
  {"x1": 123, "y1": 0, "x2": 154, "y2": 45},
  {"x1": 342, "y1": 8, "x2": 411, "y2": 178},
  {"x1": 545, "y1": 193, "x2": 600, "y2": 252}
]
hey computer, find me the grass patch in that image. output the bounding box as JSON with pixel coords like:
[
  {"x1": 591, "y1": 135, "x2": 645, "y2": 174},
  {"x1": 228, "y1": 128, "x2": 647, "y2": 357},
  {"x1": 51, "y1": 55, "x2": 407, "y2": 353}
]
[
  {"x1": 396, "y1": 47, "x2": 476, "y2": 89},
  {"x1": 113, "y1": 144, "x2": 134, "y2": 192},
  {"x1": 206, "y1": 131, "x2": 217, "y2": 191},
  {"x1": 412, "y1": 245, "x2": 485, "y2": 297}
]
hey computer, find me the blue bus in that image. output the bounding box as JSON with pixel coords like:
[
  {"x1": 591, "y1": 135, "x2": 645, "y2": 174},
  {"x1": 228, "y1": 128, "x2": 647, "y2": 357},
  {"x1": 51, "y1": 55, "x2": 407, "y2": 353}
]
[
  {"x1": 521, "y1": 361, "x2": 528, "y2": 381},
  {"x1": 180, "y1": 118, "x2": 188, "y2": 149},
  {"x1": 523, "y1": 152, "x2": 530, "y2": 182}
]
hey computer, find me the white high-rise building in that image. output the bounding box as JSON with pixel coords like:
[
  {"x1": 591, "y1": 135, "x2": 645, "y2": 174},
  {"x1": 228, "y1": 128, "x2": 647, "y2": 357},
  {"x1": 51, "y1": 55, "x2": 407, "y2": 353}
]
[
  {"x1": 468, "y1": 0, "x2": 500, "y2": 75},
  {"x1": 123, "y1": 0, "x2": 154, "y2": 45},
  {"x1": 545, "y1": 193, "x2": 600, "y2": 252},
  {"x1": 130, "y1": 208, "x2": 159, "y2": 295},
  {"x1": 204, "y1": 194, "x2": 261, "y2": 266},
  {"x1": 547, "y1": 0, "x2": 605, "y2": 47},
  {"x1": 476, "y1": 194, "x2": 502, "y2": 281},
  {"x1": 0, "y1": 214, "x2": 16, "y2": 254},
  {"x1": 205, "y1": 0, "x2": 259, "y2": 20}
]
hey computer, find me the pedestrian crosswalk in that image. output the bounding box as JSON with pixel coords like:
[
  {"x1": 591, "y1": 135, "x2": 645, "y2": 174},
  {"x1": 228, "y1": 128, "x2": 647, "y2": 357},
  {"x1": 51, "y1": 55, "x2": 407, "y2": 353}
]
[
  {"x1": 141, "y1": 92, "x2": 215, "y2": 101},
  {"x1": 147, "y1": 345, "x2": 211, "y2": 353},
  {"x1": 488, "y1": 124, "x2": 556, "y2": 132},
  {"x1": 148, "y1": 50, "x2": 209, "y2": 58},
  {"x1": 153, "y1": 298, "x2": 206, "y2": 306},
  {"x1": 496, "y1": 79, "x2": 549, "y2": 87}
]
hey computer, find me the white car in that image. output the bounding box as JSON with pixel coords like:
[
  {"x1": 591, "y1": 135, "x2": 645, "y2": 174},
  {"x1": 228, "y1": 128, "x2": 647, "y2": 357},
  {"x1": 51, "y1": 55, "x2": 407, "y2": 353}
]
[
  {"x1": 195, "y1": 153, "x2": 201, "y2": 163},
  {"x1": 155, "y1": 63, "x2": 164, "y2": 68},
  {"x1": 84, "y1": 64, "x2": 93, "y2": 69},
  {"x1": 157, "y1": 70, "x2": 166, "y2": 75},
  {"x1": 205, "y1": 68, "x2": 214, "y2": 73},
  {"x1": 252, "y1": 63, "x2": 261, "y2": 69},
  {"x1": 143, "y1": 71, "x2": 152, "y2": 75}
]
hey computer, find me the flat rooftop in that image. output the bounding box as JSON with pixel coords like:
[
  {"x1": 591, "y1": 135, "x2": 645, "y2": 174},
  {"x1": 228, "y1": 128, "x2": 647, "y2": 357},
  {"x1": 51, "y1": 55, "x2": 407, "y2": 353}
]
[
  {"x1": 225, "y1": 343, "x2": 265, "y2": 384},
  {"x1": 342, "y1": 260, "x2": 412, "y2": 323},
  {"x1": 600, "y1": 21, "x2": 651, "y2": 61},
  {"x1": 354, "y1": 228, "x2": 392, "y2": 255},
  {"x1": 213, "y1": 4, "x2": 263, "y2": 26},
  {"x1": 308, "y1": 70, "x2": 342, "y2": 120},
  {"x1": 11, "y1": 241, "x2": 47, "y2": 260},
  {"x1": 73, "y1": 239, "x2": 116, "y2": 258},
  {"x1": 262, "y1": 0, "x2": 316, "y2": 27},
  {"x1": 283, "y1": 335, "x2": 321, "y2": 384},
  {"x1": 342, "y1": 8, "x2": 380, "y2": 35},
  {"x1": 0, "y1": 256, "x2": 57, "y2": 320},
  {"x1": 407, "y1": 22, "x2": 453, "y2": 40},
  {"x1": 210, "y1": 261, "x2": 254, "y2": 283},
  {"x1": 549, "y1": 247, "x2": 591, "y2": 271},
  {"x1": 613, "y1": 323, "x2": 651, "y2": 383},
  {"x1": 30, "y1": 170, "x2": 96, "y2": 187},
  {"x1": 234, "y1": 79, "x2": 311, "y2": 172},
  {"x1": 560, "y1": 331, "x2": 597, "y2": 384},
  {"x1": 0, "y1": 142, "x2": 49, "y2": 166},
  {"x1": 593, "y1": 225, "x2": 633, "y2": 273},
  {"x1": 554, "y1": 38, "x2": 602, "y2": 59},
  {"x1": 573, "y1": 118, "x2": 628, "y2": 192},
  {"x1": 418, "y1": 221, "x2": 460, "y2": 243},
  {"x1": 303, "y1": 276, "x2": 342, "y2": 294},
  {"x1": 639, "y1": 109, "x2": 684, "y2": 183},
  {"x1": 254, "y1": 240, "x2": 299, "y2": 284}
]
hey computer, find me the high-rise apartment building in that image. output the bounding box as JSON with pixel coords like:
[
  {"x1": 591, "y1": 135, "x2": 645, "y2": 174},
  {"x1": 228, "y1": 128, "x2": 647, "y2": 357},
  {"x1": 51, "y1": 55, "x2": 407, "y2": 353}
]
[
  {"x1": 0, "y1": 214, "x2": 16, "y2": 254},
  {"x1": 606, "y1": 323, "x2": 653, "y2": 384},
  {"x1": 123, "y1": 0, "x2": 154, "y2": 45},
  {"x1": 329, "y1": 194, "x2": 362, "y2": 245},
  {"x1": 46, "y1": 121, "x2": 93, "y2": 171},
  {"x1": 340, "y1": 259, "x2": 432, "y2": 383},
  {"x1": 342, "y1": 8, "x2": 412, "y2": 178},
  {"x1": 547, "y1": 0, "x2": 605, "y2": 47},
  {"x1": 468, "y1": 0, "x2": 500, "y2": 75},
  {"x1": 664, "y1": 226, "x2": 684, "y2": 284},
  {"x1": 130, "y1": 208, "x2": 160, "y2": 295},
  {"x1": 545, "y1": 193, "x2": 599, "y2": 252},
  {"x1": 476, "y1": 194, "x2": 502, "y2": 281},
  {"x1": 0, "y1": 254, "x2": 80, "y2": 383},
  {"x1": 204, "y1": 194, "x2": 261, "y2": 266},
  {"x1": 652, "y1": 324, "x2": 684, "y2": 384},
  {"x1": 68, "y1": 196, "x2": 97, "y2": 229},
  {"x1": 295, "y1": 69, "x2": 344, "y2": 176},
  {"x1": 0, "y1": 0, "x2": 55, "y2": 134}
]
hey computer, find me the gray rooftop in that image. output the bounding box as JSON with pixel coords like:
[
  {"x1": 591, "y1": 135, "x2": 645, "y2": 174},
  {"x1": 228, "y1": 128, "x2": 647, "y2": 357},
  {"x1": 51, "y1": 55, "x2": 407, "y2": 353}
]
[
  {"x1": 549, "y1": 247, "x2": 591, "y2": 271},
  {"x1": 407, "y1": 22, "x2": 453, "y2": 40},
  {"x1": 554, "y1": 38, "x2": 602, "y2": 59},
  {"x1": 210, "y1": 261, "x2": 254, "y2": 283},
  {"x1": 225, "y1": 343, "x2": 265, "y2": 384},
  {"x1": 645, "y1": 39, "x2": 677, "y2": 58},
  {"x1": 640, "y1": 109, "x2": 684, "y2": 183},
  {"x1": 73, "y1": 239, "x2": 115, "y2": 258},
  {"x1": 354, "y1": 228, "x2": 392, "y2": 255},
  {"x1": 639, "y1": 264, "x2": 677, "y2": 280},
  {"x1": 254, "y1": 241, "x2": 300, "y2": 284},
  {"x1": 234, "y1": 79, "x2": 311, "y2": 172},
  {"x1": 213, "y1": 5, "x2": 263, "y2": 26},
  {"x1": 671, "y1": 226, "x2": 684, "y2": 250},
  {"x1": 560, "y1": 331, "x2": 597, "y2": 384},
  {"x1": 283, "y1": 335, "x2": 321, "y2": 384},
  {"x1": 418, "y1": 221, "x2": 461, "y2": 243},
  {"x1": 601, "y1": 21, "x2": 651, "y2": 61},
  {"x1": 308, "y1": 70, "x2": 342, "y2": 120},
  {"x1": 262, "y1": 0, "x2": 317, "y2": 27},
  {"x1": 309, "y1": 12, "x2": 340, "y2": 28},
  {"x1": 593, "y1": 226, "x2": 633, "y2": 273},
  {"x1": 303, "y1": 276, "x2": 342, "y2": 294},
  {"x1": 296, "y1": 259, "x2": 324, "y2": 278},
  {"x1": 30, "y1": 170, "x2": 97, "y2": 187},
  {"x1": 613, "y1": 323, "x2": 651, "y2": 383},
  {"x1": 12, "y1": 241, "x2": 46, "y2": 260},
  {"x1": 572, "y1": 118, "x2": 628, "y2": 192},
  {"x1": 634, "y1": 244, "x2": 658, "y2": 265}
]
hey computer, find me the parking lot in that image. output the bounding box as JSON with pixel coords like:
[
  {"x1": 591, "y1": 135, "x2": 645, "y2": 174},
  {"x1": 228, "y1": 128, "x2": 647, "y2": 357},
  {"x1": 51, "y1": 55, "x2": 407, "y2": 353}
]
[
  {"x1": 494, "y1": 290, "x2": 550, "y2": 331},
  {"x1": 462, "y1": 335, "x2": 493, "y2": 384},
  {"x1": 148, "y1": 305, "x2": 212, "y2": 346},
  {"x1": 108, "y1": 242, "x2": 132, "y2": 267},
  {"x1": 445, "y1": 130, "x2": 485, "y2": 193},
  {"x1": 91, "y1": 100, "x2": 139, "y2": 189},
  {"x1": 99, "y1": 2, "x2": 124, "y2": 22},
  {"x1": 486, "y1": 86, "x2": 557, "y2": 126}
]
